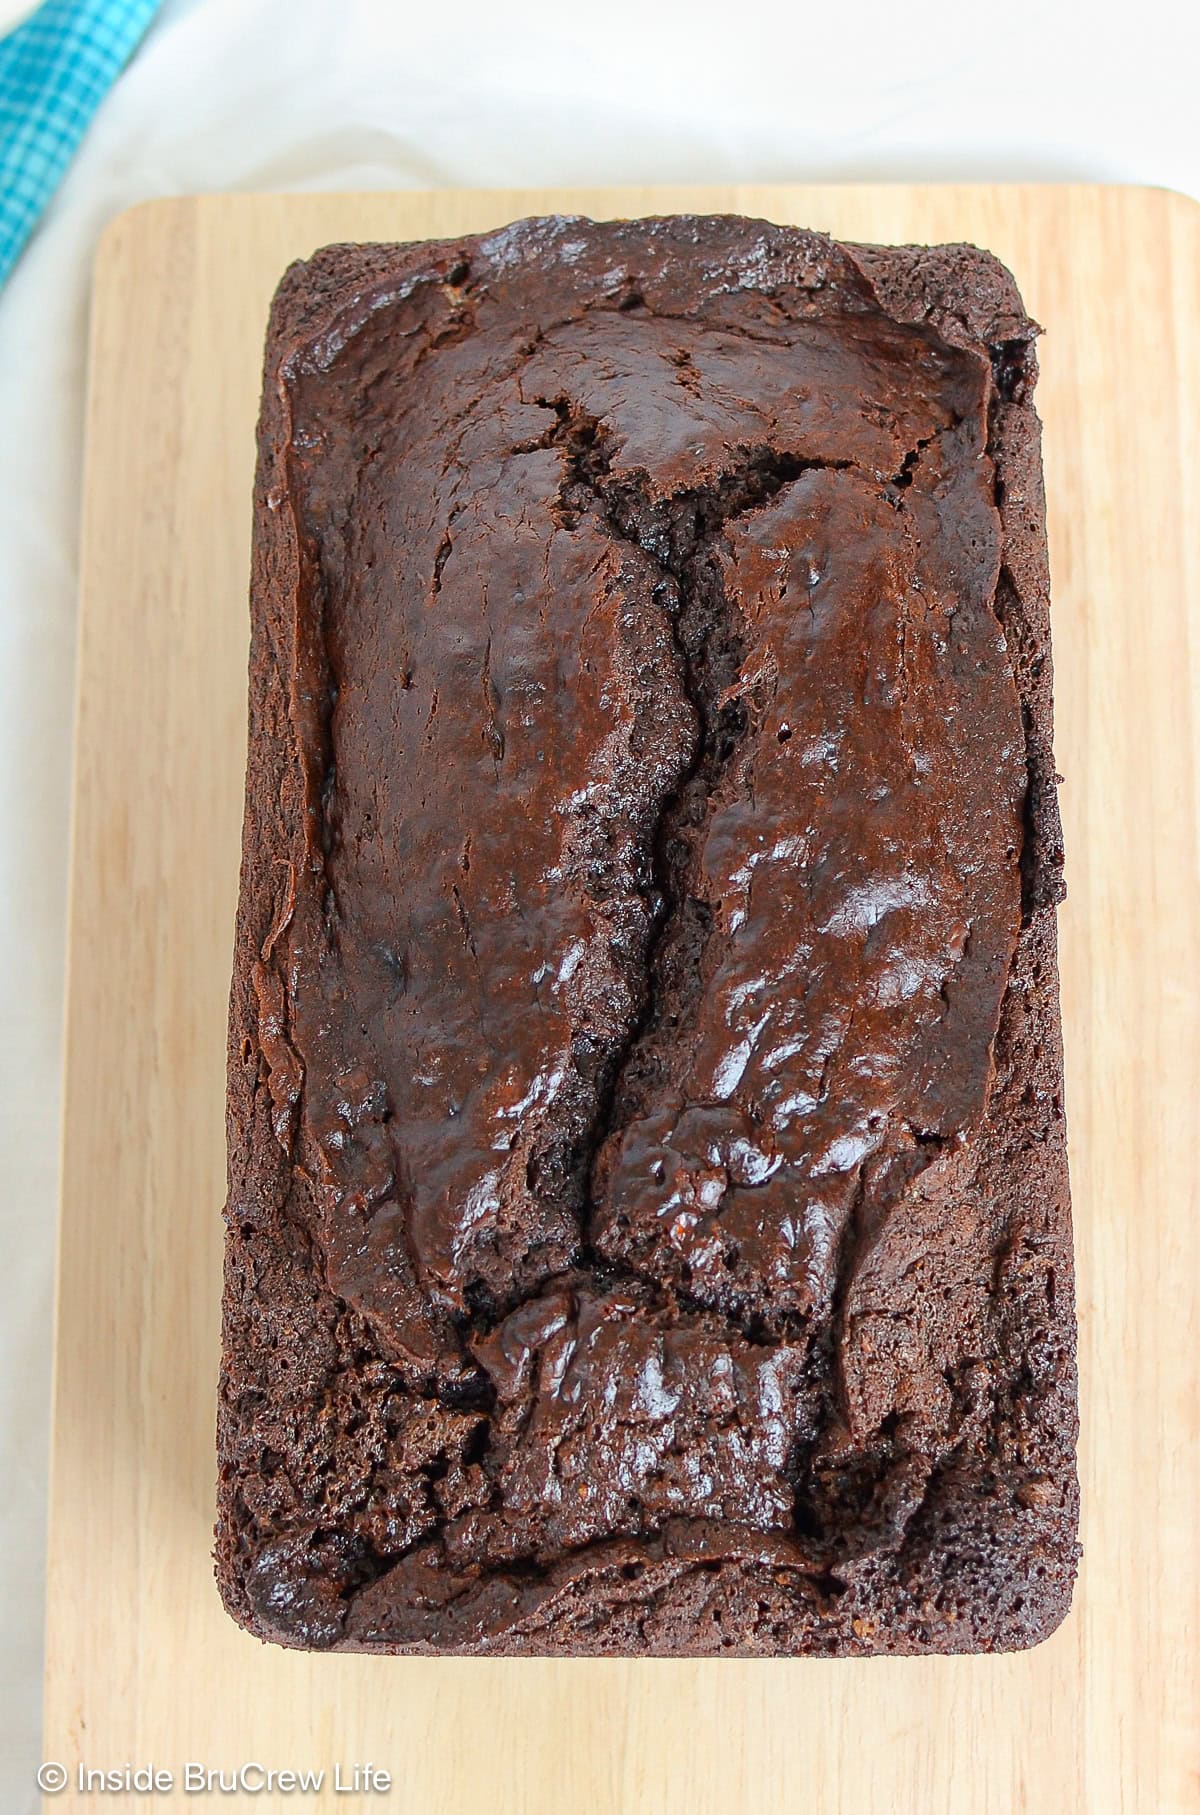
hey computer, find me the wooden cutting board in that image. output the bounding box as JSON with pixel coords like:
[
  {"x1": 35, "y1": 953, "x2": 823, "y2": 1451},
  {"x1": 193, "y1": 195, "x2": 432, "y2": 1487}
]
[{"x1": 45, "y1": 185, "x2": 1200, "y2": 1815}]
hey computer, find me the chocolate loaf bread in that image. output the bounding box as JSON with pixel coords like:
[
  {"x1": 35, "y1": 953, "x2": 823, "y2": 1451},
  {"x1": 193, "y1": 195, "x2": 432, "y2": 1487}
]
[{"x1": 217, "y1": 215, "x2": 1078, "y2": 1655}]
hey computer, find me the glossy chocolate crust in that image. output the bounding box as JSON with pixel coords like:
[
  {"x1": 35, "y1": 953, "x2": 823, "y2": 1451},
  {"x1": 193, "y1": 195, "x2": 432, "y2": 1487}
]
[{"x1": 217, "y1": 215, "x2": 1078, "y2": 1656}]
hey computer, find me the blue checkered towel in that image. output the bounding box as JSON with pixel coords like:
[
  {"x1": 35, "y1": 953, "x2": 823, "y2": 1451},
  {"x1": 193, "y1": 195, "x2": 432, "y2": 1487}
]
[{"x1": 0, "y1": 0, "x2": 161, "y2": 288}]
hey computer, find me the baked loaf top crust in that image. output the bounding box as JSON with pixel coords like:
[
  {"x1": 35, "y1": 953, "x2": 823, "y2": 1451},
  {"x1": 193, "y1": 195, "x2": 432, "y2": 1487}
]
[{"x1": 217, "y1": 215, "x2": 1078, "y2": 1656}]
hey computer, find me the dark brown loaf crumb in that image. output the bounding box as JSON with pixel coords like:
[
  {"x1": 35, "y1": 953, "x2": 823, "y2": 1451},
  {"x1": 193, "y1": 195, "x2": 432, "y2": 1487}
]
[{"x1": 217, "y1": 215, "x2": 1078, "y2": 1656}]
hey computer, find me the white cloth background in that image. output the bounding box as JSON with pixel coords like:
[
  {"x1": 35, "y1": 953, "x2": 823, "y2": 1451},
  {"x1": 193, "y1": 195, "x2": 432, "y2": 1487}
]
[{"x1": 2, "y1": 0, "x2": 1197, "y2": 1802}]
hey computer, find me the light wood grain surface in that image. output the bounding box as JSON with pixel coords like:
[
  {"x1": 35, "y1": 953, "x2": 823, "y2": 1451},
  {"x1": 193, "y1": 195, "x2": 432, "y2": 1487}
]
[{"x1": 45, "y1": 185, "x2": 1200, "y2": 1814}]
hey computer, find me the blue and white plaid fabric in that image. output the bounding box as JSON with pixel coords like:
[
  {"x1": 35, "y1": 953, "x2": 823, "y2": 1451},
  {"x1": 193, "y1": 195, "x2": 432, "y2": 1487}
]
[{"x1": 0, "y1": 0, "x2": 161, "y2": 287}]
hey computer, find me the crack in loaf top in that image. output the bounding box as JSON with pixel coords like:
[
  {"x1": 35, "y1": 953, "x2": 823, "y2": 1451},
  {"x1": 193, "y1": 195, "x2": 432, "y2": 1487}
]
[{"x1": 261, "y1": 215, "x2": 1026, "y2": 1576}]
